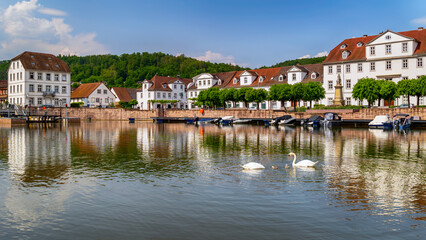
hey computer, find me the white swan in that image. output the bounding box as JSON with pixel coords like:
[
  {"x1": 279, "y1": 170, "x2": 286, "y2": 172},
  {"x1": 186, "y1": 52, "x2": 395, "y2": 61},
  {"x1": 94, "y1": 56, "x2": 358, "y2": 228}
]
[
  {"x1": 289, "y1": 152, "x2": 318, "y2": 167},
  {"x1": 242, "y1": 162, "x2": 265, "y2": 170}
]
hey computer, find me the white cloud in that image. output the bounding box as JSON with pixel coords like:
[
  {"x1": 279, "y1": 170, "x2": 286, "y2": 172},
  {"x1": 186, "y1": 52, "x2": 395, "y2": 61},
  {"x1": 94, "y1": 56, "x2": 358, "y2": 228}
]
[
  {"x1": 313, "y1": 51, "x2": 328, "y2": 57},
  {"x1": 298, "y1": 51, "x2": 328, "y2": 59},
  {"x1": 0, "y1": 0, "x2": 107, "y2": 58},
  {"x1": 298, "y1": 54, "x2": 311, "y2": 59},
  {"x1": 194, "y1": 50, "x2": 236, "y2": 65},
  {"x1": 38, "y1": 7, "x2": 67, "y2": 16},
  {"x1": 411, "y1": 16, "x2": 426, "y2": 25}
]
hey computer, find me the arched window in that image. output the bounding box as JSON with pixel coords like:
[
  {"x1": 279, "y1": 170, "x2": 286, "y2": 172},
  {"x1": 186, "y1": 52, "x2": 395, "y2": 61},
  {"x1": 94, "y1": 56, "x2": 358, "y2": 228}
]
[{"x1": 311, "y1": 73, "x2": 317, "y2": 79}]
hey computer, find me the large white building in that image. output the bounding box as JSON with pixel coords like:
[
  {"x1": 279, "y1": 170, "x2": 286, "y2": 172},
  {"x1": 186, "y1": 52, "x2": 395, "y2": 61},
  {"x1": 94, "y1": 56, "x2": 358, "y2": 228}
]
[
  {"x1": 8, "y1": 51, "x2": 71, "y2": 107},
  {"x1": 187, "y1": 64, "x2": 323, "y2": 109},
  {"x1": 70, "y1": 82, "x2": 116, "y2": 108},
  {"x1": 137, "y1": 75, "x2": 192, "y2": 110},
  {"x1": 322, "y1": 28, "x2": 426, "y2": 106}
]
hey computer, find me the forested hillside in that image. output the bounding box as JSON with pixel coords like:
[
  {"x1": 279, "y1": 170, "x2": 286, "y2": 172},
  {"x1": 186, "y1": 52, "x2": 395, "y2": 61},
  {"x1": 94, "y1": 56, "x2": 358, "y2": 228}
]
[
  {"x1": 60, "y1": 52, "x2": 246, "y2": 88},
  {"x1": 267, "y1": 56, "x2": 326, "y2": 68}
]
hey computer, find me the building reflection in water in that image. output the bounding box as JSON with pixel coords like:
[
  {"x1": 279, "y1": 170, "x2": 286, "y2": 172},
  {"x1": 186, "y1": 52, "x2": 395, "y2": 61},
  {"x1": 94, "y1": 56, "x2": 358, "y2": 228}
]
[{"x1": 2, "y1": 122, "x2": 424, "y2": 230}]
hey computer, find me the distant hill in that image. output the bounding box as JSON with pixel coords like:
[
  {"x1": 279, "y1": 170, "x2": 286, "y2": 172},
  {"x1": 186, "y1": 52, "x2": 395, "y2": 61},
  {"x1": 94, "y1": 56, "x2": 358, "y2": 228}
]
[
  {"x1": 264, "y1": 56, "x2": 326, "y2": 68},
  {"x1": 0, "y1": 52, "x2": 246, "y2": 88}
]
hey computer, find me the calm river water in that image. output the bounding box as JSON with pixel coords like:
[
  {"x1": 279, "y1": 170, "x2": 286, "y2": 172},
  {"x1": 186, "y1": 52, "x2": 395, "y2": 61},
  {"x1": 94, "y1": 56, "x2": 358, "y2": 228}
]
[{"x1": 0, "y1": 122, "x2": 424, "y2": 239}]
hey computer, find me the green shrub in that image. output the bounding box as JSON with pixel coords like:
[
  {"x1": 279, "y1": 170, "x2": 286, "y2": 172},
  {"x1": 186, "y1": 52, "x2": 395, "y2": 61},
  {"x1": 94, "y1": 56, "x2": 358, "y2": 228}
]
[
  {"x1": 313, "y1": 105, "x2": 363, "y2": 110},
  {"x1": 71, "y1": 102, "x2": 84, "y2": 108}
]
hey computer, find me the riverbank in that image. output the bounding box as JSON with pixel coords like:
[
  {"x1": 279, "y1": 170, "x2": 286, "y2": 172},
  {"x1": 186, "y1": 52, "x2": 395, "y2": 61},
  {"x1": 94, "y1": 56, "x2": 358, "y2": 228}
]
[{"x1": 34, "y1": 107, "x2": 426, "y2": 121}]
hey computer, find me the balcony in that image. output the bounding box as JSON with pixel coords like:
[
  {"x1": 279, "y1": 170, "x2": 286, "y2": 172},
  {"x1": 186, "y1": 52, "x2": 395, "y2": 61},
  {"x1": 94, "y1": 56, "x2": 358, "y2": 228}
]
[{"x1": 43, "y1": 91, "x2": 56, "y2": 97}]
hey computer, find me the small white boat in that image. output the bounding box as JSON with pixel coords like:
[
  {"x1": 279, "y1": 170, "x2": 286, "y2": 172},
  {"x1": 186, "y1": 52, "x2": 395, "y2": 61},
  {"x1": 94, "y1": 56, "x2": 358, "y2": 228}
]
[
  {"x1": 368, "y1": 115, "x2": 392, "y2": 129},
  {"x1": 233, "y1": 119, "x2": 252, "y2": 124},
  {"x1": 220, "y1": 116, "x2": 234, "y2": 125}
]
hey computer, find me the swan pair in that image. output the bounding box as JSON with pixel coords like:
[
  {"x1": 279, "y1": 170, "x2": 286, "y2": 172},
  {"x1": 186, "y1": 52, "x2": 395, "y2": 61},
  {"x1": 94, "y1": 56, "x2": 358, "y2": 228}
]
[{"x1": 242, "y1": 152, "x2": 318, "y2": 170}]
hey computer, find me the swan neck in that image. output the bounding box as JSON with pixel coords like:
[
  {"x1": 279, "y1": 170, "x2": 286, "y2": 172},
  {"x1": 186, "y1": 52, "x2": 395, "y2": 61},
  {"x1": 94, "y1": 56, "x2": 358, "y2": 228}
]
[{"x1": 292, "y1": 153, "x2": 296, "y2": 166}]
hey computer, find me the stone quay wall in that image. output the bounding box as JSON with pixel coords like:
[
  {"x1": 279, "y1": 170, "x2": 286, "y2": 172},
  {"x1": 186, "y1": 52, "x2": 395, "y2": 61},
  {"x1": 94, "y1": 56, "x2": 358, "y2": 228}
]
[{"x1": 34, "y1": 107, "x2": 426, "y2": 121}]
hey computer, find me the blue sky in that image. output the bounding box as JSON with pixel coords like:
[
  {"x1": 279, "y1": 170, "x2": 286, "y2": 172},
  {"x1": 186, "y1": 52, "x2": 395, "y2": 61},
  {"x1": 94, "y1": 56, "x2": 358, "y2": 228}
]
[{"x1": 0, "y1": 0, "x2": 425, "y2": 68}]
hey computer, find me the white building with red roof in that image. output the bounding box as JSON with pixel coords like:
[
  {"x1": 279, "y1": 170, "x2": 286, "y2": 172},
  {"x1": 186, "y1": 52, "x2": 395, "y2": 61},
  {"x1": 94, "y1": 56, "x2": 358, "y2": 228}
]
[
  {"x1": 137, "y1": 75, "x2": 192, "y2": 110},
  {"x1": 187, "y1": 64, "x2": 323, "y2": 109},
  {"x1": 323, "y1": 28, "x2": 426, "y2": 106},
  {"x1": 8, "y1": 51, "x2": 71, "y2": 107}
]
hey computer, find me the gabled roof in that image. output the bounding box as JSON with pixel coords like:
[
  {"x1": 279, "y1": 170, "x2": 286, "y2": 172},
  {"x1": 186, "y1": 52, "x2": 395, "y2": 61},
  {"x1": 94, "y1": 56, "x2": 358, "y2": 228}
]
[
  {"x1": 71, "y1": 82, "x2": 102, "y2": 98},
  {"x1": 223, "y1": 67, "x2": 283, "y2": 88},
  {"x1": 111, "y1": 87, "x2": 137, "y2": 102},
  {"x1": 188, "y1": 71, "x2": 237, "y2": 90},
  {"x1": 147, "y1": 75, "x2": 192, "y2": 92},
  {"x1": 324, "y1": 28, "x2": 426, "y2": 64},
  {"x1": 11, "y1": 51, "x2": 71, "y2": 73}
]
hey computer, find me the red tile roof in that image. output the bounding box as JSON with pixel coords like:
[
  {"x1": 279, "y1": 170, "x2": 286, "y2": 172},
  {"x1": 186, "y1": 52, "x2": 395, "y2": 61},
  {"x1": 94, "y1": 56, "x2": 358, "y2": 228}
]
[
  {"x1": 111, "y1": 87, "x2": 136, "y2": 102},
  {"x1": 11, "y1": 51, "x2": 71, "y2": 73},
  {"x1": 147, "y1": 75, "x2": 192, "y2": 92},
  {"x1": 71, "y1": 82, "x2": 102, "y2": 98},
  {"x1": 324, "y1": 29, "x2": 426, "y2": 64}
]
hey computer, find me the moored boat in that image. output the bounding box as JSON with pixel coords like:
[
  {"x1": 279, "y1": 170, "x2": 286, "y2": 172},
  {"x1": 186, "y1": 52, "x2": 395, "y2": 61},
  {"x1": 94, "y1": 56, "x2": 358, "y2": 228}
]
[
  {"x1": 392, "y1": 114, "x2": 412, "y2": 130},
  {"x1": 368, "y1": 115, "x2": 392, "y2": 129},
  {"x1": 322, "y1": 112, "x2": 342, "y2": 127}
]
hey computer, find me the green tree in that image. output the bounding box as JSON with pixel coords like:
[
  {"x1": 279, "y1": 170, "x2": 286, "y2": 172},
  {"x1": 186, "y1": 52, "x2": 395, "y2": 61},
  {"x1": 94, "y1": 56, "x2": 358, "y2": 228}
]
[
  {"x1": 234, "y1": 87, "x2": 251, "y2": 108},
  {"x1": 379, "y1": 80, "x2": 398, "y2": 106},
  {"x1": 219, "y1": 89, "x2": 235, "y2": 109},
  {"x1": 227, "y1": 88, "x2": 238, "y2": 107},
  {"x1": 206, "y1": 87, "x2": 221, "y2": 109},
  {"x1": 397, "y1": 79, "x2": 416, "y2": 106},
  {"x1": 291, "y1": 83, "x2": 306, "y2": 108},
  {"x1": 352, "y1": 78, "x2": 381, "y2": 107},
  {"x1": 413, "y1": 76, "x2": 426, "y2": 106},
  {"x1": 197, "y1": 90, "x2": 209, "y2": 107},
  {"x1": 303, "y1": 82, "x2": 325, "y2": 107},
  {"x1": 129, "y1": 99, "x2": 138, "y2": 108},
  {"x1": 245, "y1": 89, "x2": 268, "y2": 110}
]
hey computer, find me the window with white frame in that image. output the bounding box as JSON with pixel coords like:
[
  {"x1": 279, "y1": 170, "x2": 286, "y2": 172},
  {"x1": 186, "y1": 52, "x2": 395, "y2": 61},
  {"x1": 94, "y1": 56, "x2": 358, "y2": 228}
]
[
  {"x1": 358, "y1": 63, "x2": 363, "y2": 72},
  {"x1": 402, "y1": 59, "x2": 408, "y2": 69},
  {"x1": 168, "y1": 93, "x2": 171, "y2": 98},
  {"x1": 370, "y1": 46, "x2": 375, "y2": 55},
  {"x1": 337, "y1": 65, "x2": 341, "y2": 73},
  {"x1": 46, "y1": 73, "x2": 51, "y2": 81},
  {"x1": 386, "y1": 35, "x2": 391, "y2": 40},
  {"x1": 157, "y1": 92, "x2": 160, "y2": 98},
  {"x1": 38, "y1": 98, "x2": 42, "y2": 105},
  {"x1": 342, "y1": 51, "x2": 349, "y2": 59},
  {"x1": 38, "y1": 73, "x2": 42, "y2": 80},
  {"x1": 54, "y1": 86, "x2": 59, "y2": 93},
  {"x1": 402, "y1": 42, "x2": 408, "y2": 52},
  {"x1": 386, "y1": 60, "x2": 392, "y2": 70},
  {"x1": 29, "y1": 84, "x2": 34, "y2": 92},
  {"x1": 418, "y1": 58, "x2": 423, "y2": 67},
  {"x1": 328, "y1": 98, "x2": 333, "y2": 105},
  {"x1": 328, "y1": 66, "x2": 332, "y2": 74},
  {"x1": 292, "y1": 74, "x2": 296, "y2": 81},
  {"x1": 62, "y1": 75, "x2": 67, "y2": 81},
  {"x1": 346, "y1": 64, "x2": 350, "y2": 73},
  {"x1": 162, "y1": 93, "x2": 166, "y2": 98},
  {"x1": 244, "y1": 77, "x2": 248, "y2": 84},
  {"x1": 328, "y1": 80, "x2": 333, "y2": 90},
  {"x1": 279, "y1": 75, "x2": 283, "y2": 81},
  {"x1": 386, "y1": 45, "x2": 391, "y2": 54},
  {"x1": 62, "y1": 86, "x2": 66, "y2": 93},
  {"x1": 346, "y1": 79, "x2": 351, "y2": 89},
  {"x1": 54, "y1": 74, "x2": 59, "y2": 81},
  {"x1": 38, "y1": 85, "x2": 42, "y2": 92},
  {"x1": 46, "y1": 85, "x2": 51, "y2": 92},
  {"x1": 233, "y1": 78, "x2": 237, "y2": 84},
  {"x1": 29, "y1": 72, "x2": 34, "y2": 79},
  {"x1": 370, "y1": 62, "x2": 376, "y2": 71},
  {"x1": 29, "y1": 98, "x2": 34, "y2": 105},
  {"x1": 311, "y1": 73, "x2": 316, "y2": 79},
  {"x1": 259, "y1": 77, "x2": 263, "y2": 82},
  {"x1": 97, "y1": 89, "x2": 101, "y2": 94},
  {"x1": 346, "y1": 97, "x2": 351, "y2": 106}
]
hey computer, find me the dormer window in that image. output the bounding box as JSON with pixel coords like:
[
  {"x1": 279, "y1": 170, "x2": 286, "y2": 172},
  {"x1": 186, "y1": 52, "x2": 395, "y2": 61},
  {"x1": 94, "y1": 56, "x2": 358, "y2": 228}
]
[
  {"x1": 279, "y1": 75, "x2": 283, "y2": 81},
  {"x1": 311, "y1": 73, "x2": 317, "y2": 79},
  {"x1": 357, "y1": 42, "x2": 363, "y2": 47},
  {"x1": 259, "y1": 76, "x2": 264, "y2": 82},
  {"x1": 340, "y1": 44, "x2": 347, "y2": 49},
  {"x1": 218, "y1": 80, "x2": 222, "y2": 85},
  {"x1": 385, "y1": 35, "x2": 391, "y2": 40},
  {"x1": 163, "y1": 84, "x2": 167, "y2": 88},
  {"x1": 342, "y1": 51, "x2": 350, "y2": 59},
  {"x1": 233, "y1": 78, "x2": 237, "y2": 84}
]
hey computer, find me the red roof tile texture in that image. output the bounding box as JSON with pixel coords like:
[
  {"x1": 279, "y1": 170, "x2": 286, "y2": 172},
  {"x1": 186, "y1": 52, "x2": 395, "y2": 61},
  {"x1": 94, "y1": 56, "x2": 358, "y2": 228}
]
[
  {"x1": 324, "y1": 29, "x2": 426, "y2": 64},
  {"x1": 147, "y1": 75, "x2": 192, "y2": 92},
  {"x1": 71, "y1": 82, "x2": 102, "y2": 99},
  {"x1": 11, "y1": 51, "x2": 71, "y2": 73},
  {"x1": 111, "y1": 87, "x2": 137, "y2": 102}
]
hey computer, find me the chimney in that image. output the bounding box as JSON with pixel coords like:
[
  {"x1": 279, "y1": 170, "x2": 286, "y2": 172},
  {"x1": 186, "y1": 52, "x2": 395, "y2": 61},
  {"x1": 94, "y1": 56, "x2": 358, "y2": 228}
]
[
  {"x1": 363, "y1": 34, "x2": 367, "y2": 37},
  {"x1": 177, "y1": 75, "x2": 180, "y2": 79},
  {"x1": 419, "y1": 27, "x2": 424, "y2": 30}
]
